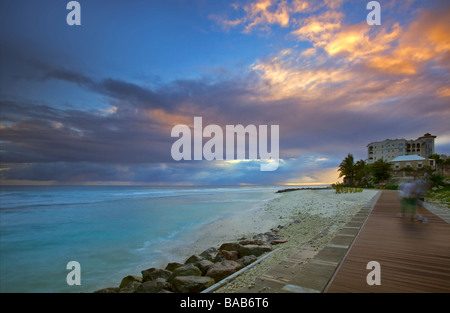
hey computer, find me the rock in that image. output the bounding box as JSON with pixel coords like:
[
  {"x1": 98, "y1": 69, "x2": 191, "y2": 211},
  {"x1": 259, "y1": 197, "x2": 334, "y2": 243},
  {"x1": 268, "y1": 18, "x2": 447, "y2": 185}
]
[
  {"x1": 253, "y1": 232, "x2": 280, "y2": 243},
  {"x1": 171, "y1": 276, "x2": 215, "y2": 293},
  {"x1": 219, "y1": 242, "x2": 242, "y2": 252},
  {"x1": 238, "y1": 239, "x2": 265, "y2": 245},
  {"x1": 119, "y1": 281, "x2": 142, "y2": 293},
  {"x1": 119, "y1": 275, "x2": 143, "y2": 289},
  {"x1": 195, "y1": 259, "x2": 214, "y2": 275},
  {"x1": 205, "y1": 260, "x2": 243, "y2": 282},
  {"x1": 141, "y1": 268, "x2": 172, "y2": 282},
  {"x1": 218, "y1": 250, "x2": 239, "y2": 261},
  {"x1": 184, "y1": 254, "x2": 204, "y2": 264},
  {"x1": 238, "y1": 244, "x2": 272, "y2": 257},
  {"x1": 171, "y1": 263, "x2": 202, "y2": 278},
  {"x1": 165, "y1": 262, "x2": 183, "y2": 272},
  {"x1": 237, "y1": 255, "x2": 257, "y2": 267},
  {"x1": 199, "y1": 247, "x2": 219, "y2": 261},
  {"x1": 270, "y1": 240, "x2": 288, "y2": 245},
  {"x1": 200, "y1": 247, "x2": 219, "y2": 255},
  {"x1": 136, "y1": 278, "x2": 170, "y2": 293},
  {"x1": 93, "y1": 287, "x2": 119, "y2": 293},
  {"x1": 213, "y1": 252, "x2": 227, "y2": 263}
]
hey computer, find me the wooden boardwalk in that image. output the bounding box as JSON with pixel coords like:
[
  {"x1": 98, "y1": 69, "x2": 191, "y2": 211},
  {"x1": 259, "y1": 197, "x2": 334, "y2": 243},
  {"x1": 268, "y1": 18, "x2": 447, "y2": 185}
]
[{"x1": 325, "y1": 190, "x2": 450, "y2": 293}]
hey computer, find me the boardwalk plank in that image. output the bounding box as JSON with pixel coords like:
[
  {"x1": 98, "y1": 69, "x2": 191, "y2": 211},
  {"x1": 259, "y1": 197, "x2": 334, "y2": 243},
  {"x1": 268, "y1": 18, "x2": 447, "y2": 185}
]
[{"x1": 325, "y1": 190, "x2": 450, "y2": 293}]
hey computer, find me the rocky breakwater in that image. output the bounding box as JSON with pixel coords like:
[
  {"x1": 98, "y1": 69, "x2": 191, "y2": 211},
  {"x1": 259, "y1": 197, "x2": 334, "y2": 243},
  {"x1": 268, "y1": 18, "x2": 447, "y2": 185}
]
[{"x1": 94, "y1": 231, "x2": 286, "y2": 293}]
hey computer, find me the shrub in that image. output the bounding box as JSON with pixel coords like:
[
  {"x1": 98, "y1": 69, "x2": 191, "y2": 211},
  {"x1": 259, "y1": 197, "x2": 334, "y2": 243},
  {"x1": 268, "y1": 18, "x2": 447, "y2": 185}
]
[{"x1": 429, "y1": 174, "x2": 445, "y2": 187}]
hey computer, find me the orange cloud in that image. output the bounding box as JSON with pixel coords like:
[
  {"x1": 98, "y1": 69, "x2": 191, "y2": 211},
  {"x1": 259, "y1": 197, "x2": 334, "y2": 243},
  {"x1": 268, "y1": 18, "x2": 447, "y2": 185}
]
[
  {"x1": 213, "y1": 0, "x2": 345, "y2": 33},
  {"x1": 366, "y1": 8, "x2": 450, "y2": 75},
  {"x1": 251, "y1": 49, "x2": 352, "y2": 100},
  {"x1": 241, "y1": 0, "x2": 291, "y2": 32}
]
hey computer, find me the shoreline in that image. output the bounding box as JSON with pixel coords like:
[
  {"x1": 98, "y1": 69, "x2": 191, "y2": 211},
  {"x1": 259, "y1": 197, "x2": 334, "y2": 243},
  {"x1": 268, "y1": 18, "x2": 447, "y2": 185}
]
[
  {"x1": 213, "y1": 188, "x2": 378, "y2": 292},
  {"x1": 94, "y1": 188, "x2": 378, "y2": 293}
]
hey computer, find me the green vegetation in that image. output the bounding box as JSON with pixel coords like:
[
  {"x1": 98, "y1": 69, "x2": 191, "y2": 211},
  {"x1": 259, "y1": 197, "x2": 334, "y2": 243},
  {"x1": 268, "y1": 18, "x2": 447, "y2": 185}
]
[
  {"x1": 331, "y1": 184, "x2": 363, "y2": 194},
  {"x1": 426, "y1": 185, "x2": 450, "y2": 209},
  {"x1": 338, "y1": 154, "x2": 355, "y2": 186},
  {"x1": 337, "y1": 154, "x2": 392, "y2": 187},
  {"x1": 429, "y1": 173, "x2": 445, "y2": 187}
]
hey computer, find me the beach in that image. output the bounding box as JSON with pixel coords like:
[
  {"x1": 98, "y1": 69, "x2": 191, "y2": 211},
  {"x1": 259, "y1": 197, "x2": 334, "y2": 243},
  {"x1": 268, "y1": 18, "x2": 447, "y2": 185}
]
[
  {"x1": 99, "y1": 188, "x2": 378, "y2": 293},
  {"x1": 0, "y1": 185, "x2": 377, "y2": 293},
  {"x1": 200, "y1": 188, "x2": 378, "y2": 292}
]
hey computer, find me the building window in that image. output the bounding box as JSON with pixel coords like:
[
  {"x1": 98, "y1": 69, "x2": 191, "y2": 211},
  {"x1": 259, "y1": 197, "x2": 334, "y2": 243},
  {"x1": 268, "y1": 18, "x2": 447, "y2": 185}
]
[
  {"x1": 399, "y1": 148, "x2": 403, "y2": 152},
  {"x1": 395, "y1": 163, "x2": 400, "y2": 169}
]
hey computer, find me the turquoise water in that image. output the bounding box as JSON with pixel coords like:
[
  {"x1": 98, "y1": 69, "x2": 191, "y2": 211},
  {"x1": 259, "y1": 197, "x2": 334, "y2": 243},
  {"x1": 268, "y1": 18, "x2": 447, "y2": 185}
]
[{"x1": 0, "y1": 185, "x2": 285, "y2": 292}]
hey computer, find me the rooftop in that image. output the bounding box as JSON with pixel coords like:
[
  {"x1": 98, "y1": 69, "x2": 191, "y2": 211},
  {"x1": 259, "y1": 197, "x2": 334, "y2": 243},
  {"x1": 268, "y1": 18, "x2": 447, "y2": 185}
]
[{"x1": 390, "y1": 155, "x2": 426, "y2": 162}]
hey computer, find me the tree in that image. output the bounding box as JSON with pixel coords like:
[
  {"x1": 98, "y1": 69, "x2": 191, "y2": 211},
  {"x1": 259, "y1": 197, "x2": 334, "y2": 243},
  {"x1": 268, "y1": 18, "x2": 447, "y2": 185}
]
[
  {"x1": 354, "y1": 159, "x2": 370, "y2": 186},
  {"x1": 429, "y1": 154, "x2": 443, "y2": 175},
  {"x1": 370, "y1": 159, "x2": 392, "y2": 184},
  {"x1": 338, "y1": 154, "x2": 355, "y2": 185}
]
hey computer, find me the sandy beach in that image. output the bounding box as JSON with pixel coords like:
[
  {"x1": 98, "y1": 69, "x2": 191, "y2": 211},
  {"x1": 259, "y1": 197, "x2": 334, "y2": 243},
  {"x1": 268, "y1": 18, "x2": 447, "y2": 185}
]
[
  {"x1": 93, "y1": 188, "x2": 378, "y2": 293},
  {"x1": 169, "y1": 188, "x2": 379, "y2": 293}
]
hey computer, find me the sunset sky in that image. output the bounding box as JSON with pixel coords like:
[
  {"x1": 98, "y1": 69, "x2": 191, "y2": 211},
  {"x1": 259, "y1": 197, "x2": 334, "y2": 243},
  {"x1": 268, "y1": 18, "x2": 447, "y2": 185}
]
[{"x1": 1, "y1": 0, "x2": 449, "y2": 186}]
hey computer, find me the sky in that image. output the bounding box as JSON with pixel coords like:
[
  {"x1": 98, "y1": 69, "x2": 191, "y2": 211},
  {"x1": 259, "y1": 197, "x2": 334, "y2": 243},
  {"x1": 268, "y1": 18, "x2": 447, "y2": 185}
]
[{"x1": 0, "y1": 0, "x2": 449, "y2": 186}]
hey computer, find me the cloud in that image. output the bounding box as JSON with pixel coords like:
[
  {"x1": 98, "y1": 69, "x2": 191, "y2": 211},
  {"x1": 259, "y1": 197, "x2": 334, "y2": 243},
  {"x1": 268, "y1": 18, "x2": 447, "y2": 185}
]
[
  {"x1": 212, "y1": 0, "x2": 344, "y2": 33},
  {"x1": 366, "y1": 6, "x2": 450, "y2": 75},
  {"x1": 2, "y1": 1, "x2": 450, "y2": 185}
]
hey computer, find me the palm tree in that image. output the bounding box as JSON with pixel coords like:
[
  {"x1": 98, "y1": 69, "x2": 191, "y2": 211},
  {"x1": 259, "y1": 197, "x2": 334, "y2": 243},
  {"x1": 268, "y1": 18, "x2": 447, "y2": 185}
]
[
  {"x1": 369, "y1": 159, "x2": 392, "y2": 184},
  {"x1": 338, "y1": 154, "x2": 355, "y2": 186},
  {"x1": 354, "y1": 159, "x2": 369, "y2": 186}
]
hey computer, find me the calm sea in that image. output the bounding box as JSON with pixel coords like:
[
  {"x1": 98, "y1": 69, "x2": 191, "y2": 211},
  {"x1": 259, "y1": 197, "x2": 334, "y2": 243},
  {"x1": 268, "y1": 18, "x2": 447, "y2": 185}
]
[{"x1": 0, "y1": 185, "x2": 291, "y2": 292}]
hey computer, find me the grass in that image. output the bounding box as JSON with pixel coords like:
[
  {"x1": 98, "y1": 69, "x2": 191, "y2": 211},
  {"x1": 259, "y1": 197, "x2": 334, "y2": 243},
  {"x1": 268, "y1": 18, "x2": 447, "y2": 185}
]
[{"x1": 426, "y1": 185, "x2": 450, "y2": 209}]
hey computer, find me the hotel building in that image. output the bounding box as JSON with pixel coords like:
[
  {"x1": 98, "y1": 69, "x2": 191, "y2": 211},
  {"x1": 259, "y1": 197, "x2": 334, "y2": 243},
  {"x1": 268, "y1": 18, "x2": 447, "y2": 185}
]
[{"x1": 367, "y1": 133, "x2": 436, "y2": 164}]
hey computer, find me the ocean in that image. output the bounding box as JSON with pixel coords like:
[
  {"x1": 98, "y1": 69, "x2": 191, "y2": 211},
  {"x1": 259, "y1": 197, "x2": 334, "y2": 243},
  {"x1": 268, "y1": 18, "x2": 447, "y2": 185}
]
[{"x1": 0, "y1": 185, "x2": 292, "y2": 293}]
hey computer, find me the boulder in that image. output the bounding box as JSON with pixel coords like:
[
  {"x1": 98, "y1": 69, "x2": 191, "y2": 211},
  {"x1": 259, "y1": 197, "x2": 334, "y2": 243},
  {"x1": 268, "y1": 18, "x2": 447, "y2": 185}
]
[
  {"x1": 199, "y1": 247, "x2": 219, "y2": 261},
  {"x1": 238, "y1": 244, "x2": 272, "y2": 257},
  {"x1": 184, "y1": 254, "x2": 204, "y2": 264},
  {"x1": 219, "y1": 242, "x2": 242, "y2": 252},
  {"x1": 93, "y1": 287, "x2": 119, "y2": 293},
  {"x1": 239, "y1": 238, "x2": 265, "y2": 245},
  {"x1": 195, "y1": 259, "x2": 214, "y2": 275},
  {"x1": 270, "y1": 240, "x2": 288, "y2": 245},
  {"x1": 171, "y1": 276, "x2": 215, "y2": 293},
  {"x1": 165, "y1": 262, "x2": 183, "y2": 272},
  {"x1": 218, "y1": 250, "x2": 239, "y2": 261},
  {"x1": 119, "y1": 281, "x2": 142, "y2": 293},
  {"x1": 213, "y1": 252, "x2": 227, "y2": 263},
  {"x1": 136, "y1": 278, "x2": 171, "y2": 293},
  {"x1": 141, "y1": 268, "x2": 172, "y2": 282},
  {"x1": 253, "y1": 232, "x2": 280, "y2": 243},
  {"x1": 205, "y1": 260, "x2": 243, "y2": 282},
  {"x1": 171, "y1": 263, "x2": 202, "y2": 278},
  {"x1": 119, "y1": 275, "x2": 143, "y2": 289},
  {"x1": 237, "y1": 255, "x2": 257, "y2": 267}
]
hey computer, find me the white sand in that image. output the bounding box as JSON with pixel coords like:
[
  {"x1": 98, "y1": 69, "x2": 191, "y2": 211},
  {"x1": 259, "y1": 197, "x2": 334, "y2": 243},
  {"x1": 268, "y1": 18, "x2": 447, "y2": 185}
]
[
  {"x1": 193, "y1": 188, "x2": 379, "y2": 292},
  {"x1": 174, "y1": 189, "x2": 378, "y2": 266}
]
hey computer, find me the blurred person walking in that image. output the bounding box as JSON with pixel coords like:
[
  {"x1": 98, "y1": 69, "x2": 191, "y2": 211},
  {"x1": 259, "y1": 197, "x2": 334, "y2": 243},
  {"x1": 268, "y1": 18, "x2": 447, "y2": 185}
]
[{"x1": 398, "y1": 181, "x2": 418, "y2": 220}]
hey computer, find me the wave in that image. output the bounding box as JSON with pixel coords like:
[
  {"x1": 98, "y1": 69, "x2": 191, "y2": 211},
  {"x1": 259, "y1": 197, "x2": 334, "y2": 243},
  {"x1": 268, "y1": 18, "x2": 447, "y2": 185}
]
[{"x1": 0, "y1": 186, "x2": 280, "y2": 210}]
